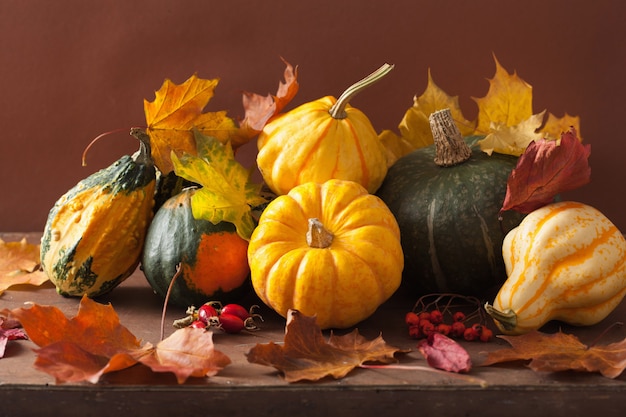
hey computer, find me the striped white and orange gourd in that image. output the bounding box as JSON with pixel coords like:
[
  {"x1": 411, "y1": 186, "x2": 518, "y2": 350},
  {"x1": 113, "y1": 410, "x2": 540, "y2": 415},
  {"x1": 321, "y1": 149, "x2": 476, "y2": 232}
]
[{"x1": 485, "y1": 201, "x2": 626, "y2": 335}]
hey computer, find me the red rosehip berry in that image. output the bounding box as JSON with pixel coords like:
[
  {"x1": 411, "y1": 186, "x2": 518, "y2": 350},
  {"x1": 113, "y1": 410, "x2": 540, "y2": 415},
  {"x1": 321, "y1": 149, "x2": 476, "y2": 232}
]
[
  {"x1": 450, "y1": 321, "x2": 466, "y2": 338},
  {"x1": 405, "y1": 312, "x2": 420, "y2": 327},
  {"x1": 463, "y1": 326, "x2": 479, "y2": 341},
  {"x1": 408, "y1": 324, "x2": 422, "y2": 339},
  {"x1": 436, "y1": 323, "x2": 451, "y2": 336},
  {"x1": 480, "y1": 327, "x2": 494, "y2": 342},
  {"x1": 429, "y1": 309, "x2": 444, "y2": 325},
  {"x1": 453, "y1": 311, "x2": 466, "y2": 322}
]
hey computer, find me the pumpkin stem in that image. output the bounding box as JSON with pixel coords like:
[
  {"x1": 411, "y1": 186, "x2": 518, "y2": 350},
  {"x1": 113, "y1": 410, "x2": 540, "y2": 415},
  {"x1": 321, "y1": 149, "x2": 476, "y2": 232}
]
[
  {"x1": 328, "y1": 63, "x2": 394, "y2": 119},
  {"x1": 306, "y1": 218, "x2": 334, "y2": 249},
  {"x1": 429, "y1": 108, "x2": 472, "y2": 167},
  {"x1": 484, "y1": 302, "x2": 518, "y2": 332},
  {"x1": 130, "y1": 127, "x2": 154, "y2": 167}
]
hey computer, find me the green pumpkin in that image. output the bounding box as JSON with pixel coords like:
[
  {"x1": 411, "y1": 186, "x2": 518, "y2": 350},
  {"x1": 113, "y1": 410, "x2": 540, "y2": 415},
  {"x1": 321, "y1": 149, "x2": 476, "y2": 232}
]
[
  {"x1": 376, "y1": 109, "x2": 525, "y2": 296},
  {"x1": 141, "y1": 187, "x2": 251, "y2": 308}
]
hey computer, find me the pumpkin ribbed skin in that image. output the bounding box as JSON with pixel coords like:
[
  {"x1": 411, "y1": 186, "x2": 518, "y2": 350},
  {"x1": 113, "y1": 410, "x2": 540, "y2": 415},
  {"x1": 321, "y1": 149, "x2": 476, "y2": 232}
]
[
  {"x1": 40, "y1": 146, "x2": 156, "y2": 297},
  {"x1": 376, "y1": 136, "x2": 525, "y2": 296},
  {"x1": 247, "y1": 179, "x2": 403, "y2": 329},
  {"x1": 489, "y1": 201, "x2": 626, "y2": 335},
  {"x1": 141, "y1": 188, "x2": 251, "y2": 308},
  {"x1": 256, "y1": 96, "x2": 388, "y2": 196}
]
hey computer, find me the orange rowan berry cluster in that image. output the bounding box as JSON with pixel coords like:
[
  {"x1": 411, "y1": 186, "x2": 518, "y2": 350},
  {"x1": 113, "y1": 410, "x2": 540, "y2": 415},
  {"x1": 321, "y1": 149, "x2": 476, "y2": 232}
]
[{"x1": 405, "y1": 294, "x2": 494, "y2": 342}]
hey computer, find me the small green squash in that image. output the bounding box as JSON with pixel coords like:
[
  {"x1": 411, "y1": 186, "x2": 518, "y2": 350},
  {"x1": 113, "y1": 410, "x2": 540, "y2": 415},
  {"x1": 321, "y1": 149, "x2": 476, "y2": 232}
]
[
  {"x1": 141, "y1": 187, "x2": 251, "y2": 308},
  {"x1": 40, "y1": 129, "x2": 156, "y2": 297},
  {"x1": 376, "y1": 109, "x2": 525, "y2": 296}
]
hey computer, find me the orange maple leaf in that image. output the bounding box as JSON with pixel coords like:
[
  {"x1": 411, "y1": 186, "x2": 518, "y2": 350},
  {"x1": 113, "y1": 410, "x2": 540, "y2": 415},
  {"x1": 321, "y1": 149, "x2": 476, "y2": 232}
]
[
  {"x1": 246, "y1": 310, "x2": 404, "y2": 383},
  {"x1": 144, "y1": 74, "x2": 239, "y2": 174},
  {"x1": 481, "y1": 330, "x2": 626, "y2": 378},
  {"x1": 0, "y1": 237, "x2": 49, "y2": 295},
  {"x1": 8, "y1": 296, "x2": 230, "y2": 384},
  {"x1": 236, "y1": 58, "x2": 299, "y2": 139}
]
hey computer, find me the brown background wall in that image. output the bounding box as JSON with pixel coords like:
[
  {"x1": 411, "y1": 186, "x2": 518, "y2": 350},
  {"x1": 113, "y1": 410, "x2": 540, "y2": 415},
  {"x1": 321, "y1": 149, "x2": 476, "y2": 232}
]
[{"x1": 1, "y1": 0, "x2": 624, "y2": 233}]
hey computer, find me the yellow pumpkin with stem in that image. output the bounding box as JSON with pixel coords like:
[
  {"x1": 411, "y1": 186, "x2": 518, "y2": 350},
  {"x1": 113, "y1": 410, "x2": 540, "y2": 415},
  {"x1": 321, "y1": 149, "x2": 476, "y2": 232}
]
[
  {"x1": 247, "y1": 179, "x2": 404, "y2": 329},
  {"x1": 485, "y1": 201, "x2": 626, "y2": 335},
  {"x1": 256, "y1": 64, "x2": 392, "y2": 196}
]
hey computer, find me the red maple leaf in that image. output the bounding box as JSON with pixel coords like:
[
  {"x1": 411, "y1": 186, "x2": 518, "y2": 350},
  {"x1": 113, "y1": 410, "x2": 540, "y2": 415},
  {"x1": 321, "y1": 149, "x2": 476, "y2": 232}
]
[{"x1": 501, "y1": 128, "x2": 591, "y2": 214}]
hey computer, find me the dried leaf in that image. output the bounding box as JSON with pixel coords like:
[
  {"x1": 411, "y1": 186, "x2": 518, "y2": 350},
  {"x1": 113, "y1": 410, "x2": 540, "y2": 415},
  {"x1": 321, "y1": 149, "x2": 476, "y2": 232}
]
[
  {"x1": 477, "y1": 111, "x2": 546, "y2": 156},
  {"x1": 144, "y1": 74, "x2": 240, "y2": 174},
  {"x1": 0, "y1": 237, "x2": 49, "y2": 295},
  {"x1": 481, "y1": 330, "x2": 626, "y2": 378},
  {"x1": 541, "y1": 113, "x2": 582, "y2": 141},
  {"x1": 501, "y1": 128, "x2": 591, "y2": 214},
  {"x1": 0, "y1": 316, "x2": 28, "y2": 358},
  {"x1": 8, "y1": 296, "x2": 230, "y2": 384},
  {"x1": 473, "y1": 55, "x2": 533, "y2": 135},
  {"x1": 246, "y1": 310, "x2": 404, "y2": 383},
  {"x1": 416, "y1": 333, "x2": 472, "y2": 373},
  {"x1": 171, "y1": 131, "x2": 267, "y2": 240},
  {"x1": 237, "y1": 58, "x2": 299, "y2": 138},
  {"x1": 380, "y1": 70, "x2": 475, "y2": 162}
]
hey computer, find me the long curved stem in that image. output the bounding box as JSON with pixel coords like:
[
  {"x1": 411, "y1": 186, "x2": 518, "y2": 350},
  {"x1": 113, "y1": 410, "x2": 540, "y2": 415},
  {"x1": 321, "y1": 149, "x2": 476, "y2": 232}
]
[{"x1": 328, "y1": 63, "x2": 394, "y2": 119}]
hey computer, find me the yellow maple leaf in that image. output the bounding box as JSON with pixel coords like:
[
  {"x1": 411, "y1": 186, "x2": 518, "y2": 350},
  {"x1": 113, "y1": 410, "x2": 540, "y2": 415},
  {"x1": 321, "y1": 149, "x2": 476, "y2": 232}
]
[
  {"x1": 477, "y1": 111, "x2": 546, "y2": 156},
  {"x1": 380, "y1": 70, "x2": 475, "y2": 163},
  {"x1": 473, "y1": 56, "x2": 533, "y2": 135},
  {"x1": 144, "y1": 74, "x2": 239, "y2": 174},
  {"x1": 541, "y1": 112, "x2": 582, "y2": 141}
]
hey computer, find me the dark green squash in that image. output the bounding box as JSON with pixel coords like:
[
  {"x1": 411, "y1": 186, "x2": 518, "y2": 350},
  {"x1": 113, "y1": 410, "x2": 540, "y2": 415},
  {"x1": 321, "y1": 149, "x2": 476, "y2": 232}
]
[
  {"x1": 376, "y1": 109, "x2": 525, "y2": 296},
  {"x1": 141, "y1": 187, "x2": 251, "y2": 308}
]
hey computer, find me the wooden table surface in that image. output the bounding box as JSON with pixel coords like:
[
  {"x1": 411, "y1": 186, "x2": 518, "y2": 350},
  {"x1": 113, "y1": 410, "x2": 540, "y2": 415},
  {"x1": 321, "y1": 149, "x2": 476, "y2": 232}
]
[{"x1": 2, "y1": 232, "x2": 626, "y2": 417}]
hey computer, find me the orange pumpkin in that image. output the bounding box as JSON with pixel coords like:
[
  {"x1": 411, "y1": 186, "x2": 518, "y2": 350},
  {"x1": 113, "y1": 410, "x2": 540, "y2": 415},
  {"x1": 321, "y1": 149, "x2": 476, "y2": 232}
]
[
  {"x1": 247, "y1": 179, "x2": 404, "y2": 329},
  {"x1": 256, "y1": 64, "x2": 393, "y2": 196}
]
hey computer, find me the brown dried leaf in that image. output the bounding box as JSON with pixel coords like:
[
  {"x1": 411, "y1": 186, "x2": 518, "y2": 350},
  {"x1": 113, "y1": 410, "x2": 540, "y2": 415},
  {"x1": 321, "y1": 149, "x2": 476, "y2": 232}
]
[
  {"x1": 482, "y1": 330, "x2": 626, "y2": 378},
  {"x1": 0, "y1": 237, "x2": 49, "y2": 295},
  {"x1": 246, "y1": 310, "x2": 403, "y2": 382},
  {"x1": 9, "y1": 296, "x2": 230, "y2": 384}
]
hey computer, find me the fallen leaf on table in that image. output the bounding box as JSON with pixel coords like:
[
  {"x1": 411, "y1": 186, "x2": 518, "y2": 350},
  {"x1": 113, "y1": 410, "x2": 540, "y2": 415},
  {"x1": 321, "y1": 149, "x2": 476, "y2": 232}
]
[
  {"x1": 0, "y1": 316, "x2": 28, "y2": 358},
  {"x1": 500, "y1": 128, "x2": 591, "y2": 214},
  {"x1": 417, "y1": 333, "x2": 472, "y2": 373},
  {"x1": 171, "y1": 131, "x2": 267, "y2": 240},
  {"x1": 7, "y1": 295, "x2": 230, "y2": 384},
  {"x1": 481, "y1": 330, "x2": 626, "y2": 378},
  {"x1": 246, "y1": 309, "x2": 405, "y2": 383},
  {"x1": 0, "y1": 237, "x2": 49, "y2": 295}
]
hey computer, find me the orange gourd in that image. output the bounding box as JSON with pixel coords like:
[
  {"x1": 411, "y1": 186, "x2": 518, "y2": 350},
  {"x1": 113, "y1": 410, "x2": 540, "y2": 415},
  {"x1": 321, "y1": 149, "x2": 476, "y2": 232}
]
[{"x1": 247, "y1": 179, "x2": 404, "y2": 329}]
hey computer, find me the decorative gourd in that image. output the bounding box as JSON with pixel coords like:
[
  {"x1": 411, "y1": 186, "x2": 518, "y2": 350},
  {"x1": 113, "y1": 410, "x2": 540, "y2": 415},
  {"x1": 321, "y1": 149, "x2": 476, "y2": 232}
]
[
  {"x1": 485, "y1": 201, "x2": 626, "y2": 335},
  {"x1": 141, "y1": 187, "x2": 251, "y2": 308},
  {"x1": 247, "y1": 179, "x2": 404, "y2": 329},
  {"x1": 256, "y1": 64, "x2": 392, "y2": 196},
  {"x1": 376, "y1": 109, "x2": 525, "y2": 296},
  {"x1": 40, "y1": 129, "x2": 156, "y2": 297}
]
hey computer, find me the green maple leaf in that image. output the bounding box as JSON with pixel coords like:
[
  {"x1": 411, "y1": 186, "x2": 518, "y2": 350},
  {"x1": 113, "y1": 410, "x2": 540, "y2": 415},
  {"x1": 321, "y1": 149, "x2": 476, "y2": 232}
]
[{"x1": 171, "y1": 130, "x2": 267, "y2": 240}]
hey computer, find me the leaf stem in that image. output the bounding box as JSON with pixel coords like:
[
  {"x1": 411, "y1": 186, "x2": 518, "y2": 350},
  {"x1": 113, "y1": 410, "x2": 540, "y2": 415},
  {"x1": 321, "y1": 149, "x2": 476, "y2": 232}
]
[
  {"x1": 160, "y1": 263, "x2": 183, "y2": 341},
  {"x1": 359, "y1": 363, "x2": 488, "y2": 387}
]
